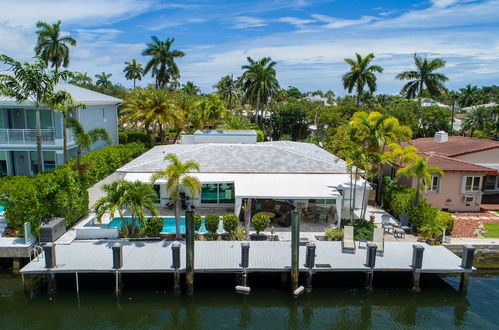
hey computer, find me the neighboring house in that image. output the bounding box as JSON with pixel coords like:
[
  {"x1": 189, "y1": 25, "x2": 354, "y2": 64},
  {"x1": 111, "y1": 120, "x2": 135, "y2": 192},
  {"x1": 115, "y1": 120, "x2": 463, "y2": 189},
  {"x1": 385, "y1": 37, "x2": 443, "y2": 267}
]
[
  {"x1": 395, "y1": 131, "x2": 499, "y2": 212},
  {"x1": 0, "y1": 83, "x2": 121, "y2": 176},
  {"x1": 461, "y1": 102, "x2": 498, "y2": 112},
  {"x1": 304, "y1": 93, "x2": 336, "y2": 106},
  {"x1": 117, "y1": 131, "x2": 371, "y2": 225},
  {"x1": 421, "y1": 98, "x2": 450, "y2": 109}
]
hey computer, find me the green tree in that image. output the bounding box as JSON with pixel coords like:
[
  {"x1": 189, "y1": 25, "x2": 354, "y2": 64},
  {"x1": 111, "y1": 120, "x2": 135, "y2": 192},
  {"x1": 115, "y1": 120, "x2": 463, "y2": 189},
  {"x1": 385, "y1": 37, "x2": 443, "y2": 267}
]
[
  {"x1": 94, "y1": 180, "x2": 128, "y2": 227},
  {"x1": 95, "y1": 72, "x2": 112, "y2": 88},
  {"x1": 396, "y1": 53, "x2": 448, "y2": 99},
  {"x1": 196, "y1": 94, "x2": 227, "y2": 128},
  {"x1": 142, "y1": 36, "x2": 185, "y2": 89},
  {"x1": 70, "y1": 72, "x2": 93, "y2": 85},
  {"x1": 123, "y1": 59, "x2": 144, "y2": 89},
  {"x1": 219, "y1": 114, "x2": 254, "y2": 130},
  {"x1": 34, "y1": 20, "x2": 76, "y2": 73},
  {"x1": 458, "y1": 84, "x2": 481, "y2": 108},
  {"x1": 65, "y1": 118, "x2": 112, "y2": 174},
  {"x1": 0, "y1": 55, "x2": 59, "y2": 173},
  {"x1": 240, "y1": 57, "x2": 280, "y2": 127},
  {"x1": 396, "y1": 156, "x2": 444, "y2": 206},
  {"x1": 123, "y1": 181, "x2": 159, "y2": 237},
  {"x1": 46, "y1": 90, "x2": 85, "y2": 163},
  {"x1": 182, "y1": 81, "x2": 201, "y2": 95},
  {"x1": 461, "y1": 106, "x2": 493, "y2": 137},
  {"x1": 419, "y1": 105, "x2": 451, "y2": 137},
  {"x1": 151, "y1": 153, "x2": 201, "y2": 240},
  {"x1": 342, "y1": 53, "x2": 383, "y2": 107},
  {"x1": 214, "y1": 75, "x2": 240, "y2": 109}
]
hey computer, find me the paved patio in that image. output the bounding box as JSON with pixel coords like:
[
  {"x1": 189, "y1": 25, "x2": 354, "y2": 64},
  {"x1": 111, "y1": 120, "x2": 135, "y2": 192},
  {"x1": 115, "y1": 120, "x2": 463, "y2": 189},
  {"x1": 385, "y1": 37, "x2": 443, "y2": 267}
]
[{"x1": 451, "y1": 211, "x2": 499, "y2": 238}]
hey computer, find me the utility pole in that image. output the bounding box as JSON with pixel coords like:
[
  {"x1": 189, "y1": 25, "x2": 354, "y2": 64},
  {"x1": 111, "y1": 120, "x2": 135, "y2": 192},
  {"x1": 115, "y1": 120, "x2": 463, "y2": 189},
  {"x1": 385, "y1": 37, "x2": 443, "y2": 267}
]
[{"x1": 450, "y1": 92, "x2": 456, "y2": 136}]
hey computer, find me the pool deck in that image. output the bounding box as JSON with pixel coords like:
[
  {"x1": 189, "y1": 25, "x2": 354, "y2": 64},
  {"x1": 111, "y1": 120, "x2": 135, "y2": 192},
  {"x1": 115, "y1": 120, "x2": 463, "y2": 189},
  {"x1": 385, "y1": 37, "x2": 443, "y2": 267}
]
[{"x1": 21, "y1": 240, "x2": 473, "y2": 275}]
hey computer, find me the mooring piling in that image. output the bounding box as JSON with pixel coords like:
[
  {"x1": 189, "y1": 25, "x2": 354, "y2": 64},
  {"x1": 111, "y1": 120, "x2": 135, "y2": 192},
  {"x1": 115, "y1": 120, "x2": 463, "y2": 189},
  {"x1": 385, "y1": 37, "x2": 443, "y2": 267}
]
[
  {"x1": 290, "y1": 211, "x2": 300, "y2": 291},
  {"x1": 411, "y1": 244, "x2": 424, "y2": 292},
  {"x1": 365, "y1": 243, "x2": 377, "y2": 291},
  {"x1": 241, "y1": 242, "x2": 249, "y2": 287},
  {"x1": 43, "y1": 243, "x2": 57, "y2": 294},
  {"x1": 459, "y1": 245, "x2": 475, "y2": 293},
  {"x1": 112, "y1": 243, "x2": 123, "y2": 295},
  {"x1": 172, "y1": 242, "x2": 181, "y2": 294},
  {"x1": 305, "y1": 242, "x2": 316, "y2": 292},
  {"x1": 185, "y1": 206, "x2": 195, "y2": 296}
]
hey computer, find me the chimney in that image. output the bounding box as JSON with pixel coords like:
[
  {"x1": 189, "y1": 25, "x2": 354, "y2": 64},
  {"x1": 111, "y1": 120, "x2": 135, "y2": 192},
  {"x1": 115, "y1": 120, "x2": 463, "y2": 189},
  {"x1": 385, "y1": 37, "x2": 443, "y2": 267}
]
[{"x1": 434, "y1": 131, "x2": 448, "y2": 143}]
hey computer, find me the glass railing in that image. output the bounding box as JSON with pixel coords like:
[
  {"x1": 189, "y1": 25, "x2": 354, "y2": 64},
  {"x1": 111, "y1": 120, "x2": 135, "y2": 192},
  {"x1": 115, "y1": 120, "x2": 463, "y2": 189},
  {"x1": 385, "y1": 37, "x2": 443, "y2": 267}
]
[{"x1": 0, "y1": 128, "x2": 56, "y2": 144}]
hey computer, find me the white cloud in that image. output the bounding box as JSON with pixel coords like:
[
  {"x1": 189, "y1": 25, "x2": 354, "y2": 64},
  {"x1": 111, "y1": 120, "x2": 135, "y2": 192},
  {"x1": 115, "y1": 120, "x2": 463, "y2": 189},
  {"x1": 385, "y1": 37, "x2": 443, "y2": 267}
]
[
  {"x1": 276, "y1": 16, "x2": 316, "y2": 27},
  {"x1": 231, "y1": 16, "x2": 268, "y2": 29},
  {"x1": 311, "y1": 14, "x2": 378, "y2": 29},
  {"x1": 148, "y1": 18, "x2": 206, "y2": 31}
]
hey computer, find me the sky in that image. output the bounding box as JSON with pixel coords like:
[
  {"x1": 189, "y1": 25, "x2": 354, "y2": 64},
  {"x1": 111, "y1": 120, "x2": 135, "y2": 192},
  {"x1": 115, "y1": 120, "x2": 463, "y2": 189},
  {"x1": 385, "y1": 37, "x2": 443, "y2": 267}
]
[{"x1": 0, "y1": 0, "x2": 498, "y2": 95}]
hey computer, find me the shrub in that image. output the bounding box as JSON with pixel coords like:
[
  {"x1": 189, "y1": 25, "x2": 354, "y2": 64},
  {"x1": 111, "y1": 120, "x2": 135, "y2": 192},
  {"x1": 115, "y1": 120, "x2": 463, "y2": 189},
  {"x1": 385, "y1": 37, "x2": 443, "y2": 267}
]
[
  {"x1": 222, "y1": 213, "x2": 239, "y2": 235},
  {"x1": 144, "y1": 217, "x2": 163, "y2": 237},
  {"x1": 194, "y1": 215, "x2": 202, "y2": 231},
  {"x1": 389, "y1": 188, "x2": 416, "y2": 219},
  {"x1": 127, "y1": 131, "x2": 149, "y2": 145},
  {"x1": 341, "y1": 219, "x2": 375, "y2": 241},
  {"x1": 436, "y1": 210, "x2": 455, "y2": 233},
  {"x1": 205, "y1": 214, "x2": 220, "y2": 234},
  {"x1": 324, "y1": 227, "x2": 343, "y2": 241},
  {"x1": 231, "y1": 227, "x2": 246, "y2": 241},
  {"x1": 119, "y1": 131, "x2": 128, "y2": 144},
  {"x1": 255, "y1": 129, "x2": 265, "y2": 142},
  {"x1": 408, "y1": 201, "x2": 438, "y2": 230},
  {"x1": 252, "y1": 212, "x2": 271, "y2": 235}
]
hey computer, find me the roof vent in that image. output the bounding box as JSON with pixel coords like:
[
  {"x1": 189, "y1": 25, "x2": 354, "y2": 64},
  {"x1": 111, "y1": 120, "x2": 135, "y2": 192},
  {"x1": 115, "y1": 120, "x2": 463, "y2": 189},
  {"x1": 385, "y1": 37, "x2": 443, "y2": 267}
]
[{"x1": 434, "y1": 131, "x2": 448, "y2": 143}]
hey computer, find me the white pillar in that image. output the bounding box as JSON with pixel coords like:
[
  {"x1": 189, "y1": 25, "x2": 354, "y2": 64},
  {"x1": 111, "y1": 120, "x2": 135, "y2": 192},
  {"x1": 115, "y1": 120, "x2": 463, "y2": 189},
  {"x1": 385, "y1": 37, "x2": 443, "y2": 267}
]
[{"x1": 234, "y1": 197, "x2": 243, "y2": 217}]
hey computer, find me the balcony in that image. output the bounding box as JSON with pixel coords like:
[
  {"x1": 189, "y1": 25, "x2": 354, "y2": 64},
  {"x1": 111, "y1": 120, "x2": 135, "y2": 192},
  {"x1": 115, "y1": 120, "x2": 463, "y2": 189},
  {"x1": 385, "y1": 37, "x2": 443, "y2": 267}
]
[{"x1": 0, "y1": 128, "x2": 58, "y2": 145}]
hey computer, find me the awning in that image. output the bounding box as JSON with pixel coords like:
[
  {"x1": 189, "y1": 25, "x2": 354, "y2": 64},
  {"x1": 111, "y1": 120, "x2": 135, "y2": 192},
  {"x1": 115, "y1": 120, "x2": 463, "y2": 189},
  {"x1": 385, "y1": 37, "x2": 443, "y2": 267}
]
[{"x1": 123, "y1": 172, "x2": 368, "y2": 200}]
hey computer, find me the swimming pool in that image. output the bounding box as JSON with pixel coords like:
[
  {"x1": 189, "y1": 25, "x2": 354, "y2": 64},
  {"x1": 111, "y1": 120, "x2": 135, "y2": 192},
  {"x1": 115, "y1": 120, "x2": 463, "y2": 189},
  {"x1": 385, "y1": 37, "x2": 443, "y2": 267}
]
[
  {"x1": 0, "y1": 205, "x2": 4, "y2": 213},
  {"x1": 105, "y1": 216, "x2": 208, "y2": 234}
]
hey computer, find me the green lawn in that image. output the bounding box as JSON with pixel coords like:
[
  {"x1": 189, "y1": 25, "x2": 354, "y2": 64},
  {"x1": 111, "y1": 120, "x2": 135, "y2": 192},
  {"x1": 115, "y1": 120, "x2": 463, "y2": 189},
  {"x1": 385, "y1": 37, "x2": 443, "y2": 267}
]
[{"x1": 482, "y1": 223, "x2": 499, "y2": 238}]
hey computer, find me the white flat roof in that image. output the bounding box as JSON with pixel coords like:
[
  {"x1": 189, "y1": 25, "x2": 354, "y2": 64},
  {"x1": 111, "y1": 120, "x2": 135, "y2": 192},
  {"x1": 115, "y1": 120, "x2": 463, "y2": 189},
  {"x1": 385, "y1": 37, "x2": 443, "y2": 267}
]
[{"x1": 124, "y1": 172, "x2": 369, "y2": 199}]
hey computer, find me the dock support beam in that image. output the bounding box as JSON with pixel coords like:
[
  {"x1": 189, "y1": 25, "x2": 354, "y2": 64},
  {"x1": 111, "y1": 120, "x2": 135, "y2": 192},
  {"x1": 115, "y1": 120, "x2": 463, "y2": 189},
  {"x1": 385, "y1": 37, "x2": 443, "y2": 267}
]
[
  {"x1": 365, "y1": 243, "x2": 377, "y2": 291},
  {"x1": 43, "y1": 243, "x2": 57, "y2": 294},
  {"x1": 459, "y1": 245, "x2": 475, "y2": 293},
  {"x1": 305, "y1": 243, "x2": 315, "y2": 292},
  {"x1": 291, "y1": 211, "x2": 300, "y2": 291},
  {"x1": 112, "y1": 243, "x2": 123, "y2": 295},
  {"x1": 172, "y1": 242, "x2": 181, "y2": 294},
  {"x1": 185, "y1": 206, "x2": 195, "y2": 296},
  {"x1": 411, "y1": 244, "x2": 424, "y2": 292}
]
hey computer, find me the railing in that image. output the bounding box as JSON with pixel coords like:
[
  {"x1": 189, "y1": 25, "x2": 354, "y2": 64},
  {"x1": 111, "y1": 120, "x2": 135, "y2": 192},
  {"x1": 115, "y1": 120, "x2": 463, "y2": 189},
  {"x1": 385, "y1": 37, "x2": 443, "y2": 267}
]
[{"x1": 0, "y1": 128, "x2": 56, "y2": 145}]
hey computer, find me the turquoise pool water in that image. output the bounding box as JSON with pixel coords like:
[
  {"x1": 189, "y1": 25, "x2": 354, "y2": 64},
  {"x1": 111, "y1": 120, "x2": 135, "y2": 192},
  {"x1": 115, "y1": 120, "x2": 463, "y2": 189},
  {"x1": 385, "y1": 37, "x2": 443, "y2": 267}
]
[
  {"x1": 106, "y1": 216, "x2": 207, "y2": 234},
  {"x1": 0, "y1": 205, "x2": 4, "y2": 213}
]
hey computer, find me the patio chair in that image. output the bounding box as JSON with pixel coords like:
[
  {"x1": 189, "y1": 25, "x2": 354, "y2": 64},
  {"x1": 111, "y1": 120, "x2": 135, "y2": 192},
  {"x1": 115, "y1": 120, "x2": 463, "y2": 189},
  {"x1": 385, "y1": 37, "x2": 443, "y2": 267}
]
[
  {"x1": 381, "y1": 214, "x2": 394, "y2": 233},
  {"x1": 342, "y1": 225, "x2": 356, "y2": 252},
  {"x1": 399, "y1": 214, "x2": 413, "y2": 233},
  {"x1": 372, "y1": 227, "x2": 384, "y2": 253}
]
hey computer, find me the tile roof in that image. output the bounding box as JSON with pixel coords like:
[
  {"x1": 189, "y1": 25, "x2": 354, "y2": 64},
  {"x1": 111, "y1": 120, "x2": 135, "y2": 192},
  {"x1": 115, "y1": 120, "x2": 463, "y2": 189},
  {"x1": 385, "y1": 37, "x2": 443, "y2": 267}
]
[
  {"x1": 404, "y1": 136, "x2": 499, "y2": 157},
  {"x1": 422, "y1": 153, "x2": 498, "y2": 173},
  {"x1": 118, "y1": 141, "x2": 348, "y2": 174}
]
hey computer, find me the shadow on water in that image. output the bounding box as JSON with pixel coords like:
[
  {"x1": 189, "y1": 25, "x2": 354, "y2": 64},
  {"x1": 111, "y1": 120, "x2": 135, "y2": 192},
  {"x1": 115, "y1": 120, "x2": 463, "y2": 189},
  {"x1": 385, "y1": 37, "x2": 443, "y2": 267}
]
[{"x1": 1, "y1": 269, "x2": 499, "y2": 329}]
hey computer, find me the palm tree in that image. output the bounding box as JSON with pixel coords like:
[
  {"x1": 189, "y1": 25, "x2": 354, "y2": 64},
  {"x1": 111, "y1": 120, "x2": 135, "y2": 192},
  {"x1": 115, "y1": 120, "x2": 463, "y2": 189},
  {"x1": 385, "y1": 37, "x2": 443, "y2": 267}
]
[
  {"x1": 219, "y1": 114, "x2": 254, "y2": 130},
  {"x1": 151, "y1": 153, "x2": 201, "y2": 240},
  {"x1": 0, "y1": 55, "x2": 57, "y2": 173},
  {"x1": 182, "y1": 81, "x2": 201, "y2": 95},
  {"x1": 124, "y1": 181, "x2": 159, "y2": 237},
  {"x1": 396, "y1": 53, "x2": 448, "y2": 99},
  {"x1": 214, "y1": 75, "x2": 240, "y2": 109},
  {"x1": 458, "y1": 84, "x2": 481, "y2": 108},
  {"x1": 196, "y1": 94, "x2": 227, "y2": 128},
  {"x1": 342, "y1": 53, "x2": 383, "y2": 107},
  {"x1": 123, "y1": 59, "x2": 144, "y2": 89},
  {"x1": 70, "y1": 72, "x2": 93, "y2": 85},
  {"x1": 45, "y1": 90, "x2": 85, "y2": 163},
  {"x1": 142, "y1": 36, "x2": 185, "y2": 89},
  {"x1": 95, "y1": 72, "x2": 112, "y2": 88},
  {"x1": 65, "y1": 118, "x2": 112, "y2": 174},
  {"x1": 461, "y1": 107, "x2": 493, "y2": 137},
  {"x1": 34, "y1": 20, "x2": 76, "y2": 73},
  {"x1": 397, "y1": 156, "x2": 444, "y2": 206},
  {"x1": 94, "y1": 180, "x2": 128, "y2": 226},
  {"x1": 171, "y1": 92, "x2": 200, "y2": 143},
  {"x1": 240, "y1": 57, "x2": 280, "y2": 127}
]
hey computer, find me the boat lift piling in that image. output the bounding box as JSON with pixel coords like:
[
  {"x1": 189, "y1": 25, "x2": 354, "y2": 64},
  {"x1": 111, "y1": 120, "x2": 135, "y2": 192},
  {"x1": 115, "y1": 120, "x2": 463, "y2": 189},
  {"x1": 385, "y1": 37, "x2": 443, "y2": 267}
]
[
  {"x1": 112, "y1": 243, "x2": 123, "y2": 296},
  {"x1": 459, "y1": 245, "x2": 475, "y2": 293},
  {"x1": 185, "y1": 206, "x2": 195, "y2": 296},
  {"x1": 171, "y1": 242, "x2": 181, "y2": 294},
  {"x1": 43, "y1": 243, "x2": 57, "y2": 295},
  {"x1": 411, "y1": 244, "x2": 424, "y2": 292},
  {"x1": 305, "y1": 242, "x2": 316, "y2": 292},
  {"x1": 290, "y1": 211, "x2": 300, "y2": 292},
  {"x1": 365, "y1": 243, "x2": 377, "y2": 291}
]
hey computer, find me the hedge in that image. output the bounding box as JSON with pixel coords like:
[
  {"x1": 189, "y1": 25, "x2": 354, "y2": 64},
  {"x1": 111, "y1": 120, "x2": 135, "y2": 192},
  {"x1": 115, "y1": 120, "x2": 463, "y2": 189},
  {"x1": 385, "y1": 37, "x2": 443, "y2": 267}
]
[
  {"x1": 222, "y1": 213, "x2": 239, "y2": 235},
  {"x1": 0, "y1": 143, "x2": 146, "y2": 236}
]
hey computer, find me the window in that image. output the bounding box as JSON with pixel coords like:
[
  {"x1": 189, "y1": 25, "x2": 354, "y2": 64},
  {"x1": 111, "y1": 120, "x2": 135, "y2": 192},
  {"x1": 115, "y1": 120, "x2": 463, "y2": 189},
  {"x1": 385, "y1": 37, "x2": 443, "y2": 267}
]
[
  {"x1": 26, "y1": 110, "x2": 53, "y2": 129},
  {"x1": 309, "y1": 199, "x2": 336, "y2": 205},
  {"x1": 485, "y1": 176, "x2": 498, "y2": 191},
  {"x1": 0, "y1": 151, "x2": 7, "y2": 176},
  {"x1": 428, "y1": 176, "x2": 440, "y2": 192},
  {"x1": 152, "y1": 185, "x2": 161, "y2": 203},
  {"x1": 464, "y1": 176, "x2": 481, "y2": 192},
  {"x1": 43, "y1": 151, "x2": 56, "y2": 171},
  {"x1": 201, "y1": 183, "x2": 235, "y2": 204},
  {"x1": 29, "y1": 151, "x2": 39, "y2": 174}
]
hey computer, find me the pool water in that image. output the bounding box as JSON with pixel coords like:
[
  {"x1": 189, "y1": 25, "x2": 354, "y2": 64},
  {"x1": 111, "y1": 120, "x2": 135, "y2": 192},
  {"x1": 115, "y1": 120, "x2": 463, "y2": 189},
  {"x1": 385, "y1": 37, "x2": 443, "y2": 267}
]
[
  {"x1": 0, "y1": 205, "x2": 4, "y2": 213},
  {"x1": 106, "y1": 216, "x2": 207, "y2": 234}
]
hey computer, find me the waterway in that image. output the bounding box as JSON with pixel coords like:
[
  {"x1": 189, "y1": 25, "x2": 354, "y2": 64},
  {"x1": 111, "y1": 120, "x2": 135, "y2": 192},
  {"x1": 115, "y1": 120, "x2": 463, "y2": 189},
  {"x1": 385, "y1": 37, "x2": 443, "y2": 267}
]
[{"x1": 0, "y1": 269, "x2": 498, "y2": 329}]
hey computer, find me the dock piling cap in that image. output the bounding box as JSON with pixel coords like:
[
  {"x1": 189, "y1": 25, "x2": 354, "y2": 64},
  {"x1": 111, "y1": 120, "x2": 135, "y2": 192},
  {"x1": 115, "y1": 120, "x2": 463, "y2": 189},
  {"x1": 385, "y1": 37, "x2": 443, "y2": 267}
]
[
  {"x1": 293, "y1": 286, "x2": 305, "y2": 297},
  {"x1": 235, "y1": 285, "x2": 251, "y2": 294}
]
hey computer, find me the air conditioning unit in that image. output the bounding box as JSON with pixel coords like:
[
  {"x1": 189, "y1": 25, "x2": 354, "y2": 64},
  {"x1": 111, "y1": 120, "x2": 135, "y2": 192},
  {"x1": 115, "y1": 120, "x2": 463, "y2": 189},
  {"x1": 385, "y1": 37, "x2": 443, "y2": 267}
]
[{"x1": 464, "y1": 195, "x2": 474, "y2": 202}]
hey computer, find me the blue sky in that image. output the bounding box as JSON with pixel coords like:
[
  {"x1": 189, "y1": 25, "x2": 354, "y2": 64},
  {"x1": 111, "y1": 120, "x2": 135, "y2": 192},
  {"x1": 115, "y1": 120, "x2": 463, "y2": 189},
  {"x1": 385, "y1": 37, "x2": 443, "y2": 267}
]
[{"x1": 1, "y1": 0, "x2": 499, "y2": 95}]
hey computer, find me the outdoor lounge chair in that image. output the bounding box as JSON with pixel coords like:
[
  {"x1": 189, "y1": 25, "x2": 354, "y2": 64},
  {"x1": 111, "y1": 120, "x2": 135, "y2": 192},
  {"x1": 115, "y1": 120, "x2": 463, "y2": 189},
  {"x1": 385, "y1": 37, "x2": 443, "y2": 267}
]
[
  {"x1": 381, "y1": 214, "x2": 394, "y2": 233},
  {"x1": 372, "y1": 227, "x2": 384, "y2": 253},
  {"x1": 399, "y1": 214, "x2": 413, "y2": 233},
  {"x1": 342, "y1": 225, "x2": 356, "y2": 252}
]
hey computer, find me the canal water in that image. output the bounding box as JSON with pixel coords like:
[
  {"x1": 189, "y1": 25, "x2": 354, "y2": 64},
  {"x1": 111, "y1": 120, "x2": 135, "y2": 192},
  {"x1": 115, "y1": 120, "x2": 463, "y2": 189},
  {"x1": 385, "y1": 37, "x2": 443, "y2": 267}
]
[{"x1": 0, "y1": 269, "x2": 498, "y2": 329}]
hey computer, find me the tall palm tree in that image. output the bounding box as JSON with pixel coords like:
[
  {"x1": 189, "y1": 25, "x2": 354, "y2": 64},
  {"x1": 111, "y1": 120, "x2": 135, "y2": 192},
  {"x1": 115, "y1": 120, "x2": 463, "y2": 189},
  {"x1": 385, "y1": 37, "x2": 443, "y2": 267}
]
[
  {"x1": 219, "y1": 114, "x2": 254, "y2": 130},
  {"x1": 171, "y1": 92, "x2": 200, "y2": 143},
  {"x1": 94, "y1": 180, "x2": 128, "y2": 226},
  {"x1": 123, "y1": 181, "x2": 159, "y2": 237},
  {"x1": 70, "y1": 72, "x2": 93, "y2": 85},
  {"x1": 214, "y1": 75, "x2": 240, "y2": 109},
  {"x1": 342, "y1": 53, "x2": 383, "y2": 107},
  {"x1": 142, "y1": 36, "x2": 185, "y2": 89},
  {"x1": 65, "y1": 118, "x2": 112, "y2": 174},
  {"x1": 182, "y1": 81, "x2": 201, "y2": 95},
  {"x1": 151, "y1": 153, "x2": 201, "y2": 240},
  {"x1": 397, "y1": 156, "x2": 444, "y2": 206},
  {"x1": 95, "y1": 72, "x2": 112, "y2": 88},
  {"x1": 461, "y1": 106, "x2": 493, "y2": 137},
  {"x1": 396, "y1": 53, "x2": 448, "y2": 99},
  {"x1": 34, "y1": 20, "x2": 76, "y2": 73},
  {"x1": 196, "y1": 94, "x2": 227, "y2": 128},
  {"x1": 45, "y1": 90, "x2": 85, "y2": 163},
  {"x1": 458, "y1": 84, "x2": 481, "y2": 108},
  {"x1": 240, "y1": 57, "x2": 280, "y2": 127},
  {"x1": 0, "y1": 55, "x2": 57, "y2": 173},
  {"x1": 123, "y1": 59, "x2": 144, "y2": 89}
]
